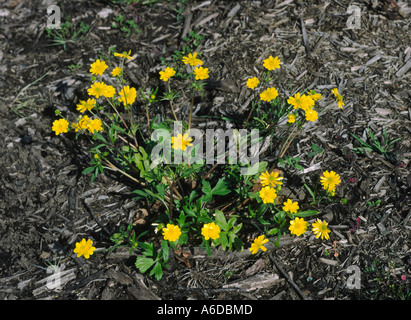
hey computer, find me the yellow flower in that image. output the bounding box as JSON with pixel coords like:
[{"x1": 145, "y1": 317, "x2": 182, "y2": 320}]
[
  {"x1": 159, "y1": 67, "x2": 176, "y2": 82},
  {"x1": 162, "y1": 224, "x2": 181, "y2": 242},
  {"x1": 193, "y1": 66, "x2": 209, "y2": 80},
  {"x1": 171, "y1": 133, "x2": 192, "y2": 151},
  {"x1": 288, "y1": 114, "x2": 296, "y2": 123},
  {"x1": 52, "y1": 118, "x2": 69, "y2": 135},
  {"x1": 260, "y1": 87, "x2": 278, "y2": 102},
  {"x1": 73, "y1": 238, "x2": 96, "y2": 259},
  {"x1": 103, "y1": 85, "x2": 116, "y2": 98},
  {"x1": 88, "y1": 82, "x2": 107, "y2": 99},
  {"x1": 320, "y1": 170, "x2": 341, "y2": 192},
  {"x1": 114, "y1": 50, "x2": 134, "y2": 60},
  {"x1": 308, "y1": 90, "x2": 322, "y2": 101},
  {"x1": 259, "y1": 186, "x2": 277, "y2": 204},
  {"x1": 305, "y1": 109, "x2": 318, "y2": 122},
  {"x1": 289, "y1": 217, "x2": 308, "y2": 236},
  {"x1": 87, "y1": 118, "x2": 103, "y2": 133},
  {"x1": 282, "y1": 199, "x2": 299, "y2": 214},
  {"x1": 312, "y1": 218, "x2": 331, "y2": 240},
  {"x1": 259, "y1": 171, "x2": 283, "y2": 187},
  {"x1": 76, "y1": 98, "x2": 96, "y2": 113},
  {"x1": 118, "y1": 85, "x2": 137, "y2": 107},
  {"x1": 90, "y1": 59, "x2": 108, "y2": 76},
  {"x1": 249, "y1": 235, "x2": 269, "y2": 254},
  {"x1": 201, "y1": 222, "x2": 221, "y2": 241},
  {"x1": 287, "y1": 92, "x2": 314, "y2": 111},
  {"x1": 332, "y1": 88, "x2": 344, "y2": 109},
  {"x1": 72, "y1": 115, "x2": 90, "y2": 132},
  {"x1": 182, "y1": 52, "x2": 203, "y2": 66},
  {"x1": 111, "y1": 66, "x2": 122, "y2": 77},
  {"x1": 263, "y1": 55, "x2": 281, "y2": 71},
  {"x1": 246, "y1": 77, "x2": 259, "y2": 89}
]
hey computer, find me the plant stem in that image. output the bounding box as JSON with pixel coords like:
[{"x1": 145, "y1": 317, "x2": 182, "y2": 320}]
[
  {"x1": 167, "y1": 82, "x2": 178, "y2": 122},
  {"x1": 279, "y1": 125, "x2": 301, "y2": 159},
  {"x1": 187, "y1": 94, "x2": 195, "y2": 131},
  {"x1": 105, "y1": 159, "x2": 140, "y2": 184},
  {"x1": 145, "y1": 102, "x2": 151, "y2": 136},
  {"x1": 245, "y1": 100, "x2": 256, "y2": 124}
]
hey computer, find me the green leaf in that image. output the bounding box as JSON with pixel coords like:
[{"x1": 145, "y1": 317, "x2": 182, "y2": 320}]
[
  {"x1": 304, "y1": 184, "x2": 316, "y2": 204},
  {"x1": 149, "y1": 262, "x2": 163, "y2": 281},
  {"x1": 205, "y1": 240, "x2": 211, "y2": 256},
  {"x1": 231, "y1": 222, "x2": 242, "y2": 235},
  {"x1": 213, "y1": 178, "x2": 231, "y2": 195},
  {"x1": 289, "y1": 210, "x2": 319, "y2": 219},
  {"x1": 218, "y1": 232, "x2": 228, "y2": 250},
  {"x1": 132, "y1": 189, "x2": 148, "y2": 199},
  {"x1": 215, "y1": 210, "x2": 228, "y2": 230},
  {"x1": 82, "y1": 166, "x2": 95, "y2": 175},
  {"x1": 93, "y1": 132, "x2": 107, "y2": 143},
  {"x1": 201, "y1": 180, "x2": 212, "y2": 195},
  {"x1": 267, "y1": 228, "x2": 279, "y2": 236},
  {"x1": 135, "y1": 256, "x2": 155, "y2": 273},
  {"x1": 161, "y1": 240, "x2": 169, "y2": 263},
  {"x1": 201, "y1": 178, "x2": 231, "y2": 202},
  {"x1": 139, "y1": 242, "x2": 154, "y2": 256}
]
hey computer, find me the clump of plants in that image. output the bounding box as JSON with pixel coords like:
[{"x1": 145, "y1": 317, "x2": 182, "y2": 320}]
[
  {"x1": 54, "y1": 46, "x2": 345, "y2": 280},
  {"x1": 45, "y1": 19, "x2": 90, "y2": 50}
]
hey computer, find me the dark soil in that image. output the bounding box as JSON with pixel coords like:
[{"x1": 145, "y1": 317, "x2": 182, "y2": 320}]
[{"x1": 0, "y1": 0, "x2": 410, "y2": 302}]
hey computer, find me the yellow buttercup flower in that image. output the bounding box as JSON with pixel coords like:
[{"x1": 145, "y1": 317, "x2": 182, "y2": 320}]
[
  {"x1": 88, "y1": 82, "x2": 107, "y2": 99},
  {"x1": 118, "y1": 85, "x2": 137, "y2": 107},
  {"x1": 332, "y1": 88, "x2": 344, "y2": 109},
  {"x1": 73, "y1": 238, "x2": 96, "y2": 259},
  {"x1": 162, "y1": 224, "x2": 181, "y2": 242},
  {"x1": 103, "y1": 85, "x2": 116, "y2": 98},
  {"x1": 259, "y1": 186, "x2": 277, "y2": 204},
  {"x1": 72, "y1": 115, "x2": 90, "y2": 132},
  {"x1": 193, "y1": 66, "x2": 209, "y2": 80},
  {"x1": 289, "y1": 217, "x2": 308, "y2": 236},
  {"x1": 246, "y1": 77, "x2": 259, "y2": 89},
  {"x1": 260, "y1": 87, "x2": 278, "y2": 102},
  {"x1": 287, "y1": 92, "x2": 314, "y2": 111},
  {"x1": 312, "y1": 218, "x2": 331, "y2": 240},
  {"x1": 305, "y1": 109, "x2": 318, "y2": 122},
  {"x1": 87, "y1": 118, "x2": 103, "y2": 134},
  {"x1": 282, "y1": 199, "x2": 299, "y2": 214},
  {"x1": 308, "y1": 90, "x2": 322, "y2": 101},
  {"x1": 90, "y1": 59, "x2": 108, "y2": 76},
  {"x1": 159, "y1": 67, "x2": 176, "y2": 82},
  {"x1": 201, "y1": 222, "x2": 221, "y2": 241},
  {"x1": 288, "y1": 114, "x2": 296, "y2": 124},
  {"x1": 263, "y1": 55, "x2": 281, "y2": 71},
  {"x1": 114, "y1": 50, "x2": 134, "y2": 60},
  {"x1": 111, "y1": 66, "x2": 122, "y2": 77},
  {"x1": 52, "y1": 118, "x2": 69, "y2": 135},
  {"x1": 182, "y1": 52, "x2": 203, "y2": 66},
  {"x1": 249, "y1": 235, "x2": 269, "y2": 254},
  {"x1": 259, "y1": 171, "x2": 283, "y2": 187},
  {"x1": 76, "y1": 98, "x2": 96, "y2": 113},
  {"x1": 171, "y1": 133, "x2": 192, "y2": 151},
  {"x1": 320, "y1": 170, "x2": 341, "y2": 192}
]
